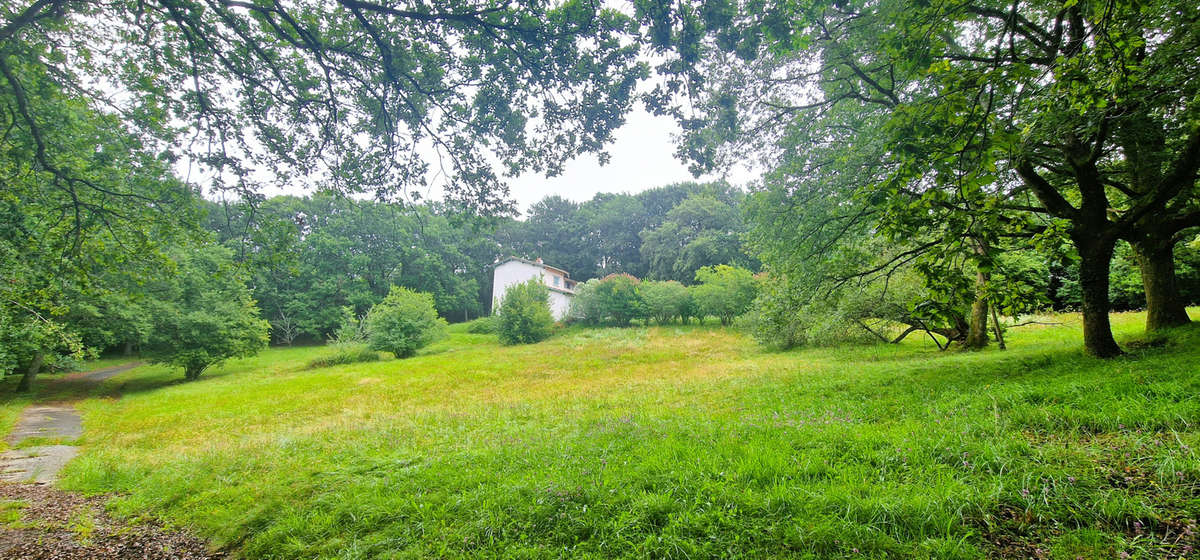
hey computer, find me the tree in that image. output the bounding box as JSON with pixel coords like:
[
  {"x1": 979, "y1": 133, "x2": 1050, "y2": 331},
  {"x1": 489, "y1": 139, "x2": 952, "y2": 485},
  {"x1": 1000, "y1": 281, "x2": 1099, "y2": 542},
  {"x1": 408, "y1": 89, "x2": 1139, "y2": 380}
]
[
  {"x1": 692, "y1": 265, "x2": 758, "y2": 326},
  {"x1": 3, "y1": 0, "x2": 648, "y2": 212},
  {"x1": 495, "y1": 196, "x2": 598, "y2": 281},
  {"x1": 207, "y1": 195, "x2": 497, "y2": 337},
  {"x1": 580, "y1": 194, "x2": 651, "y2": 277},
  {"x1": 365, "y1": 286, "x2": 446, "y2": 359},
  {"x1": 1, "y1": 56, "x2": 200, "y2": 390},
  {"x1": 639, "y1": 0, "x2": 1200, "y2": 356},
  {"x1": 497, "y1": 279, "x2": 555, "y2": 345},
  {"x1": 638, "y1": 280, "x2": 692, "y2": 325},
  {"x1": 641, "y1": 192, "x2": 753, "y2": 283},
  {"x1": 143, "y1": 245, "x2": 270, "y2": 380}
]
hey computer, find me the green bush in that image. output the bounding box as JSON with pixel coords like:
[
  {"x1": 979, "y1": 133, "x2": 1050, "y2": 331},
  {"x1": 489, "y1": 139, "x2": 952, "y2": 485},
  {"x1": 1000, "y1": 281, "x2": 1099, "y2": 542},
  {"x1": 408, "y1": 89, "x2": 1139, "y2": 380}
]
[
  {"x1": 306, "y1": 344, "x2": 381, "y2": 369},
  {"x1": 365, "y1": 286, "x2": 447, "y2": 358},
  {"x1": 692, "y1": 265, "x2": 759, "y2": 325},
  {"x1": 330, "y1": 306, "x2": 368, "y2": 344},
  {"x1": 464, "y1": 316, "x2": 499, "y2": 334},
  {"x1": 638, "y1": 280, "x2": 692, "y2": 324},
  {"x1": 570, "y1": 273, "x2": 644, "y2": 326},
  {"x1": 497, "y1": 280, "x2": 555, "y2": 345}
]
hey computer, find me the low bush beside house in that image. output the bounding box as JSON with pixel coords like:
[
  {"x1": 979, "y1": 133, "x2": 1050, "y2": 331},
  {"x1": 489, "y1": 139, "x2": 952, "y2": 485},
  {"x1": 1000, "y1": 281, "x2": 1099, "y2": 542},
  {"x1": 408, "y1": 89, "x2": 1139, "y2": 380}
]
[
  {"x1": 497, "y1": 280, "x2": 555, "y2": 345},
  {"x1": 365, "y1": 286, "x2": 447, "y2": 358}
]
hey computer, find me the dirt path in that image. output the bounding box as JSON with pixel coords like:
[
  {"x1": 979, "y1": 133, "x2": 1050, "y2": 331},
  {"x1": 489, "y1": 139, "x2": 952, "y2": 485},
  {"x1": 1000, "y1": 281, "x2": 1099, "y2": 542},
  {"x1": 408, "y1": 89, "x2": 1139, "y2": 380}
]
[{"x1": 0, "y1": 362, "x2": 225, "y2": 559}]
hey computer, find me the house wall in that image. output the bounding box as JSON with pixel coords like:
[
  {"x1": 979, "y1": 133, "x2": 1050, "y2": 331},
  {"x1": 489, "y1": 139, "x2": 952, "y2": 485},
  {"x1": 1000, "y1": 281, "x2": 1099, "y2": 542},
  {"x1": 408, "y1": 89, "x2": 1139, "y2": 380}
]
[
  {"x1": 548, "y1": 291, "x2": 573, "y2": 320},
  {"x1": 492, "y1": 260, "x2": 574, "y2": 320}
]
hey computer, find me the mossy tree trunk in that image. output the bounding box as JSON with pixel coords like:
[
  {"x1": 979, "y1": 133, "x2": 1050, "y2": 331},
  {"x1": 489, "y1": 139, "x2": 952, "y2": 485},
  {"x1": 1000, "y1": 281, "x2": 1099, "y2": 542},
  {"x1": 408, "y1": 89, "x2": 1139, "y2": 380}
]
[
  {"x1": 1076, "y1": 237, "x2": 1123, "y2": 358},
  {"x1": 963, "y1": 269, "x2": 990, "y2": 349},
  {"x1": 1131, "y1": 237, "x2": 1192, "y2": 331}
]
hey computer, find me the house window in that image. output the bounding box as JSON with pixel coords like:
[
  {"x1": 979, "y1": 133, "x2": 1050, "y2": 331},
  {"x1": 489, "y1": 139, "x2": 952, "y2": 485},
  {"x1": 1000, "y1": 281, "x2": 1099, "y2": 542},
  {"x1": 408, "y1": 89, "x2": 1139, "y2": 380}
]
[{"x1": 553, "y1": 276, "x2": 561, "y2": 287}]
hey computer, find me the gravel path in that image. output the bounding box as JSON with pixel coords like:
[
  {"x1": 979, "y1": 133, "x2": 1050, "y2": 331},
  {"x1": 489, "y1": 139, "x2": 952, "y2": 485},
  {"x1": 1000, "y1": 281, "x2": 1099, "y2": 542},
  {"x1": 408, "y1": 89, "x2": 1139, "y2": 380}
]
[{"x1": 1, "y1": 361, "x2": 225, "y2": 559}]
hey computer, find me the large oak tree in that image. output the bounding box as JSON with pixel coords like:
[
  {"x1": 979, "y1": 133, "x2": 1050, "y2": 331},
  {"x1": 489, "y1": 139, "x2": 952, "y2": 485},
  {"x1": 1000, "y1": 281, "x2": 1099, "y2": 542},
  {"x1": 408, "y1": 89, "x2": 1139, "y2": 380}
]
[{"x1": 640, "y1": 0, "x2": 1200, "y2": 357}]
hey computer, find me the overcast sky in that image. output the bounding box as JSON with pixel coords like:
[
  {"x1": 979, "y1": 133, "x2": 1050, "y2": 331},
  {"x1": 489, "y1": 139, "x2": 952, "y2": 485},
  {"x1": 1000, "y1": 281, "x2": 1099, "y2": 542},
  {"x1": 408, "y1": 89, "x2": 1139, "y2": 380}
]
[{"x1": 500, "y1": 107, "x2": 754, "y2": 214}]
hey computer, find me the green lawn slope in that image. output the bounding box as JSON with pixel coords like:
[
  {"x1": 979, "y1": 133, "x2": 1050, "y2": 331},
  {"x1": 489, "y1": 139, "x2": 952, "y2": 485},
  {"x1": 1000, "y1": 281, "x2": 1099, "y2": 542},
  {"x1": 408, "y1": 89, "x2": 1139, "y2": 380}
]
[{"x1": 39, "y1": 311, "x2": 1200, "y2": 558}]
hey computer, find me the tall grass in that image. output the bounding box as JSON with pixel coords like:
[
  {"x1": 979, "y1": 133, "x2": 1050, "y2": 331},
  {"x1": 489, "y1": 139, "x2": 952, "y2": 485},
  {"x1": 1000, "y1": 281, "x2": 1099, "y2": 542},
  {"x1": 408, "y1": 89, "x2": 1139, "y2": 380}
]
[{"x1": 18, "y1": 310, "x2": 1198, "y2": 558}]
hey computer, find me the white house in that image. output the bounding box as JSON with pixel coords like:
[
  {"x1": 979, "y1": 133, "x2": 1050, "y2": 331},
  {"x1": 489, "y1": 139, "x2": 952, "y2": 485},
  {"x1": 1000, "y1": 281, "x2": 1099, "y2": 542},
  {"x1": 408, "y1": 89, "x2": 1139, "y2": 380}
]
[{"x1": 492, "y1": 257, "x2": 576, "y2": 320}]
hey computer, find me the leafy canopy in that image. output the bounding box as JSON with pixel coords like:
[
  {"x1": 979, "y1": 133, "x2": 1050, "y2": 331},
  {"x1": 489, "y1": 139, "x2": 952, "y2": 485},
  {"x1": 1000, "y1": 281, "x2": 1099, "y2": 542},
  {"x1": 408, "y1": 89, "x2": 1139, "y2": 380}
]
[{"x1": 142, "y1": 245, "x2": 270, "y2": 381}]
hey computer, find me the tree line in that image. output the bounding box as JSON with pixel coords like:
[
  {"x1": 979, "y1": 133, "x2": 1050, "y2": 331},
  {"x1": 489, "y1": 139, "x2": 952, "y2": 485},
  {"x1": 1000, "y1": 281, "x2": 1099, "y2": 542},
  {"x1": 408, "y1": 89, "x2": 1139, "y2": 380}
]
[{"x1": 206, "y1": 181, "x2": 756, "y2": 342}]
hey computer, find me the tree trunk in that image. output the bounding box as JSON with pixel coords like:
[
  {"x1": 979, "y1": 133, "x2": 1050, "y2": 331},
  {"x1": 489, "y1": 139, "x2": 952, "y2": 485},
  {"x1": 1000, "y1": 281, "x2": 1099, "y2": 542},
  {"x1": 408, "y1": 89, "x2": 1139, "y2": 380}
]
[
  {"x1": 1076, "y1": 240, "x2": 1123, "y2": 357},
  {"x1": 990, "y1": 305, "x2": 1006, "y2": 350},
  {"x1": 1131, "y1": 239, "x2": 1192, "y2": 331},
  {"x1": 16, "y1": 352, "x2": 43, "y2": 393},
  {"x1": 184, "y1": 364, "x2": 205, "y2": 381},
  {"x1": 963, "y1": 269, "x2": 990, "y2": 349},
  {"x1": 123, "y1": 340, "x2": 134, "y2": 356}
]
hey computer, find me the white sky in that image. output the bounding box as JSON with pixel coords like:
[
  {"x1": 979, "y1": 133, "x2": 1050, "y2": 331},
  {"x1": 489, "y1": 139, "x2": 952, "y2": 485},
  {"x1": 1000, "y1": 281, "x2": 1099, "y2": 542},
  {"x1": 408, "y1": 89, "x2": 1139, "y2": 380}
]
[{"x1": 501, "y1": 107, "x2": 756, "y2": 214}]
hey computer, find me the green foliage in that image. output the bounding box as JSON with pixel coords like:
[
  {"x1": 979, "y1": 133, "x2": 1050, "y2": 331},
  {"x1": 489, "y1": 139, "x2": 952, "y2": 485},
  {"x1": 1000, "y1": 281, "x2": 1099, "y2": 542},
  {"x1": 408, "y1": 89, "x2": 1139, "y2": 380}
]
[
  {"x1": 5, "y1": 2, "x2": 650, "y2": 213},
  {"x1": 306, "y1": 344, "x2": 380, "y2": 370},
  {"x1": 640, "y1": 191, "x2": 753, "y2": 283},
  {"x1": 330, "y1": 307, "x2": 369, "y2": 345},
  {"x1": 645, "y1": 0, "x2": 1200, "y2": 355},
  {"x1": 142, "y1": 245, "x2": 270, "y2": 381},
  {"x1": 638, "y1": 280, "x2": 692, "y2": 324},
  {"x1": 365, "y1": 287, "x2": 447, "y2": 359},
  {"x1": 692, "y1": 265, "x2": 759, "y2": 326},
  {"x1": 498, "y1": 182, "x2": 745, "y2": 282},
  {"x1": 571, "y1": 274, "x2": 644, "y2": 326},
  {"x1": 208, "y1": 196, "x2": 494, "y2": 339},
  {"x1": 739, "y1": 272, "x2": 821, "y2": 350},
  {"x1": 497, "y1": 280, "x2": 555, "y2": 345},
  {"x1": 463, "y1": 316, "x2": 500, "y2": 335},
  {"x1": 1055, "y1": 242, "x2": 1200, "y2": 312},
  {"x1": 0, "y1": 55, "x2": 199, "y2": 388}
]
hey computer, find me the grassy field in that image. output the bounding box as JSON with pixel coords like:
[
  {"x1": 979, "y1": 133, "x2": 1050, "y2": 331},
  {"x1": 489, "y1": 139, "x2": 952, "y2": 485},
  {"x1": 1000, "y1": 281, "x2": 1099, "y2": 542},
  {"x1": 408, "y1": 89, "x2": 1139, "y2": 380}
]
[{"x1": 5, "y1": 311, "x2": 1200, "y2": 558}]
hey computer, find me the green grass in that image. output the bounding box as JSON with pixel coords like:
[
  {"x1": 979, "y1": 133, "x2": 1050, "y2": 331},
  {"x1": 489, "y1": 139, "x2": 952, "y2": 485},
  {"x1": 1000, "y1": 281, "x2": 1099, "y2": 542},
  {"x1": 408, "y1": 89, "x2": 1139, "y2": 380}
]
[
  {"x1": 9, "y1": 310, "x2": 1200, "y2": 558},
  {"x1": 0, "y1": 355, "x2": 143, "y2": 451}
]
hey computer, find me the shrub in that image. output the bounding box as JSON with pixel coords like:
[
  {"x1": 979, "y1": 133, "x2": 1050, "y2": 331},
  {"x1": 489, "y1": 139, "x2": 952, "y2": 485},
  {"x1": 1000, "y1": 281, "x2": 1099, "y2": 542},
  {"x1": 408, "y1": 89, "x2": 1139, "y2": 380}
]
[
  {"x1": 497, "y1": 280, "x2": 555, "y2": 345},
  {"x1": 365, "y1": 286, "x2": 447, "y2": 358},
  {"x1": 330, "y1": 306, "x2": 368, "y2": 344},
  {"x1": 692, "y1": 265, "x2": 759, "y2": 325},
  {"x1": 306, "y1": 344, "x2": 381, "y2": 369},
  {"x1": 567, "y1": 279, "x2": 602, "y2": 323},
  {"x1": 571, "y1": 273, "x2": 644, "y2": 326},
  {"x1": 639, "y1": 280, "x2": 692, "y2": 324},
  {"x1": 464, "y1": 316, "x2": 499, "y2": 334}
]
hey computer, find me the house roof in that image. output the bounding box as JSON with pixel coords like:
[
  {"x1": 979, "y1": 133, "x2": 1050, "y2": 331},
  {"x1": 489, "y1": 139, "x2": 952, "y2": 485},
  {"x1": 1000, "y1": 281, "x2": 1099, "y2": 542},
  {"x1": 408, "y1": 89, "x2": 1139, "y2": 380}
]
[{"x1": 493, "y1": 256, "x2": 571, "y2": 278}]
